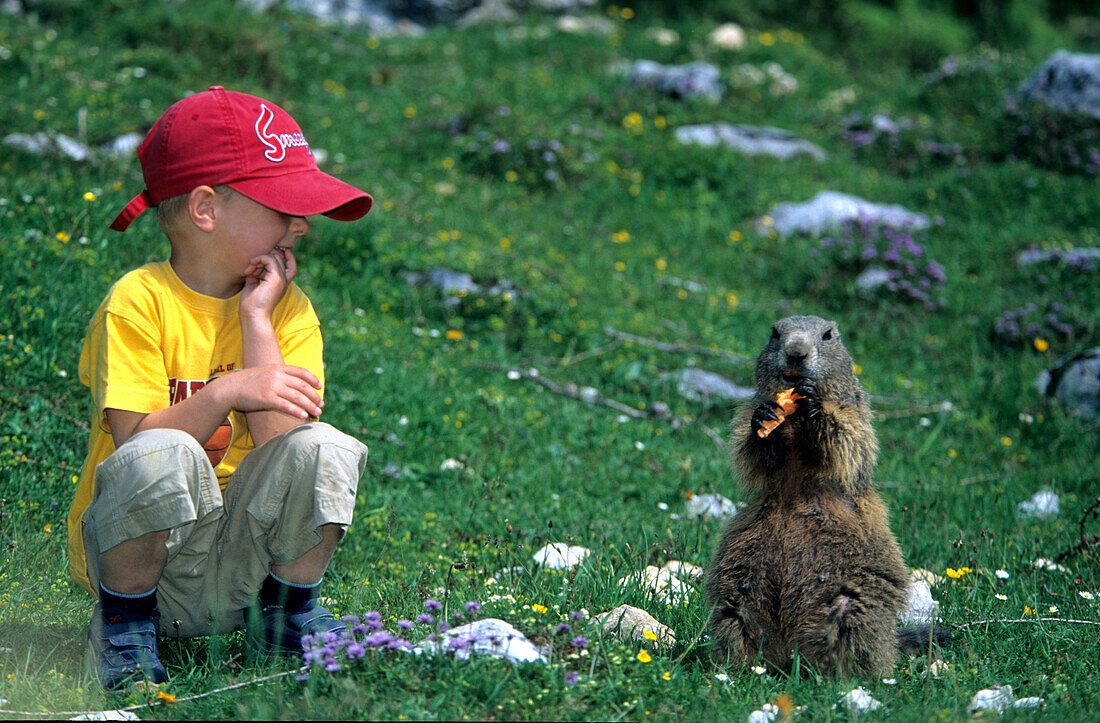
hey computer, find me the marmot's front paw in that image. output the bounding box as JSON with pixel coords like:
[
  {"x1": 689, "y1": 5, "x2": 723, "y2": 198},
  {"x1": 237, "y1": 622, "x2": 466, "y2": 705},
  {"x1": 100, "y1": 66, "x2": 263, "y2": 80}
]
[
  {"x1": 793, "y1": 377, "x2": 821, "y2": 416},
  {"x1": 750, "y1": 401, "x2": 783, "y2": 435}
]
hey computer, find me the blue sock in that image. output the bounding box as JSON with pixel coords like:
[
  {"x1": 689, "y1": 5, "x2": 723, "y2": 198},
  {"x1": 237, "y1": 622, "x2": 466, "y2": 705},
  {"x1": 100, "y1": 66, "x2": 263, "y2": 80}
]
[
  {"x1": 99, "y1": 583, "x2": 158, "y2": 623},
  {"x1": 259, "y1": 573, "x2": 320, "y2": 613}
]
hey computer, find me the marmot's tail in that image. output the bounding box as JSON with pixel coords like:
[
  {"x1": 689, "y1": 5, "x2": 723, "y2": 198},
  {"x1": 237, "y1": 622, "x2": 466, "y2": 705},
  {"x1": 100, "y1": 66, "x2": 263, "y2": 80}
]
[{"x1": 896, "y1": 624, "x2": 951, "y2": 655}]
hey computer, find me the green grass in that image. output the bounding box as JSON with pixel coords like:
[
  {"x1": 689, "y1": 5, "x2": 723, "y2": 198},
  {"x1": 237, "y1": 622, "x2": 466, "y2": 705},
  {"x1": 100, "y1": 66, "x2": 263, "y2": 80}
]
[{"x1": 1, "y1": 0, "x2": 1098, "y2": 719}]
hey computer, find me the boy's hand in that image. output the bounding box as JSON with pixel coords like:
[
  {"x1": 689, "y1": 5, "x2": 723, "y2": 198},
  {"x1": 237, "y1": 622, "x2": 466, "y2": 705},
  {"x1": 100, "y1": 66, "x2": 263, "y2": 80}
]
[
  {"x1": 239, "y1": 248, "x2": 296, "y2": 321},
  {"x1": 217, "y1": 363, "x2": 323, "y2": 420}
]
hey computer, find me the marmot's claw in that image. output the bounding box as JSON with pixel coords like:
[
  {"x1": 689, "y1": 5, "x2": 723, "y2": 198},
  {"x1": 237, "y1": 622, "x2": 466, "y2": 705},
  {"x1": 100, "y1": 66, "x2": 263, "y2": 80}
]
[
  {"x1": 750, "y1": 404, "x2": 781, "y2": 433},
  {"x1": 793, "y1": 377, "x2": 817, "y2": 400}
]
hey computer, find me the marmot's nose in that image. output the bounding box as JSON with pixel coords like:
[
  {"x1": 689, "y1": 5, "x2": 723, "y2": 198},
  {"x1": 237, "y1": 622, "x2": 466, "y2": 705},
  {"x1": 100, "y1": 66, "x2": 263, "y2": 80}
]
[{"x1": 784, "y1": 332, "x2": 812, "y2": 363}]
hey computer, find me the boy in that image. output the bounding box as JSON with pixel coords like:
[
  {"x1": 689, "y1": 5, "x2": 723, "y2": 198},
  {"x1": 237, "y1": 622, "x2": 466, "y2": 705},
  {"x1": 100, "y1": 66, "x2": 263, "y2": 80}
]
[{"x1": 66, "y1": 86, "x2": 372, "y2": 690}]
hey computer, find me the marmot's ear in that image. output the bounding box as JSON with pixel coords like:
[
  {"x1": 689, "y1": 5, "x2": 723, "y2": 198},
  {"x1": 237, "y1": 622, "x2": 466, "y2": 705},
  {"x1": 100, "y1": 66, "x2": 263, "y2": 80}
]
[{"x1": 771, "y1": 326, "x2": 780, "y2": 341}]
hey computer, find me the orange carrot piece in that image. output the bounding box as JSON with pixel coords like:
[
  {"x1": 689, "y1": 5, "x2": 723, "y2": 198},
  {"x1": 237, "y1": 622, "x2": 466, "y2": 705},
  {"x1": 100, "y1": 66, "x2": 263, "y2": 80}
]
[{"x1": 756, "y1": 387, "x2": 805, "y2": 438}]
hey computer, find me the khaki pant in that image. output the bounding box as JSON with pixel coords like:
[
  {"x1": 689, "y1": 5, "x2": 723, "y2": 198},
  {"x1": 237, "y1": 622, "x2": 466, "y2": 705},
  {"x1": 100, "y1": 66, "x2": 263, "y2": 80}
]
[{"x1": 81, "y1": 423, "x2": 368, "y2": 638}]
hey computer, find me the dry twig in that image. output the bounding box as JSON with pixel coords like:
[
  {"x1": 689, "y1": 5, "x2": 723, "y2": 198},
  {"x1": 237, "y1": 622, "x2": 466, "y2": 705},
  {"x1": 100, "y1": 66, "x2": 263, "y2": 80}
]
[
  {"x1": 1054, "y1": 495, "x2": 1100, "y2": 564},
  {"x1": 603, "y1": 326, "x2": 749, "y2": 365}
]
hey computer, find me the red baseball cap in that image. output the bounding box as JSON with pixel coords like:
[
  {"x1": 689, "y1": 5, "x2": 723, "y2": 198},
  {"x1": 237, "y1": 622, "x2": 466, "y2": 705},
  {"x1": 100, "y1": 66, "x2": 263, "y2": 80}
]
[{"x1": 110, "y1": 86, "x2": 372, "y2": 231}]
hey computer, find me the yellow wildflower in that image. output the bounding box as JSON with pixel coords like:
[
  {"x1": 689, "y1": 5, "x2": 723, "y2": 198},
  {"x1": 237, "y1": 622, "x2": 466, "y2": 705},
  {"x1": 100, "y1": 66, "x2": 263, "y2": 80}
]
[
  {"x1": 532, "y1": 604, "x2": 548, "y2": 614},
  {"x1": 611, "y1": 230, "x2": 631, "y2": 244},
  {"x1": 83, "y1": 191, "x2": 97, "y2": 202},
  {"x1": 56, "y1": 231, "x2": 70, "y2": 243},
  {"x1": 156, "y1": 691, "x2": 176, "y2": 703},
  {"x1": 637, "y1": 650, "x2": 652, "y2": 663},
  {"x1": 1033, "y1": 338, "x2": 1049, "y2": 352},
  {"x1": 445, "y1": 329, "x2": 463, "y2": 341}
]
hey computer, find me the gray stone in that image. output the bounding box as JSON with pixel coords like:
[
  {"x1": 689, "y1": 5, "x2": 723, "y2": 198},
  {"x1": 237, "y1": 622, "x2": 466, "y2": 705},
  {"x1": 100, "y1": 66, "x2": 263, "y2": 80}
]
[
  {"x1": 1016, "y1": 247, "x2": 1100, "y2": 267},
  {"x1": 855, "y1": 266, "x2": 893, "y2": 293},
  {"x1": 101, "y1": 133, "x2": 144, "y2": 159},
  {"x1": 685, "y1": 492, "x2": 739, "y2": 521},
  {"x1": 1036, "y1": 347, "x2": 1100, "y2": 420},
  {"x1": 413, "y1": 618, "x2": 548, "y2": 663},
  {"x1": 530, "y1": 0, "x2": 596, "y2": 11},
  {"x1": 1017, "y1": 490, "x2": 1060, "y2": 519},
  {"x1": 674, "y1": 123, "x2": 825, "y2": 161},
  {"x1": 663, "y1": 368, "x2": 754, "y2": 404},
  {"x1": 1021, "y1": 50, "x2": 1100, "y2": 120},
  {"x1": 456, "y1": 0, "x2": 518, "y2": 27},
  {"x1": 897, "y1": 580, "x2": 939, "y2": 625},
  {"x1": 4, "y1": 131, "x2": 91, "y2": 161},
  {"x1": 591, "y1": 604, "x2": 676, "y2": 647},
  {"x1": 759, "y1": 191, "x2": 931, "y2": 237},
  {"x1": 629, "y1": 60, "x2": 723, "y2": 102},
  {"x1": 556, "y1": 13, "x2": 616, "y2": 35}
]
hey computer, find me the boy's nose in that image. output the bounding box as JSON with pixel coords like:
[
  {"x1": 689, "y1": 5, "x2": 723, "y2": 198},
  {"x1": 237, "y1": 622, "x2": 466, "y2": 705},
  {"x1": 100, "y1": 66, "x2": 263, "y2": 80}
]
[{"x1": 289, "y1": 216, "x2": 310, "y2": 237}]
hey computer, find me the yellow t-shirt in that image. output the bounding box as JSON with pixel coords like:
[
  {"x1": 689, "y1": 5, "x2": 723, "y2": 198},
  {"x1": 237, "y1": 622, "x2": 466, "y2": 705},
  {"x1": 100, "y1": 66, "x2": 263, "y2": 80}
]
[{"x1": 66, "y1": 261, "x2": 325, "y2": 591}]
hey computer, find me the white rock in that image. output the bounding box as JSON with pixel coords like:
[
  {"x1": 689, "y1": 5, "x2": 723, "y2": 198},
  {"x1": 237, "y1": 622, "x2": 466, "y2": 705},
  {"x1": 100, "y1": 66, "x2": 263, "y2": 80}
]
[
  {"x1": 968, "y1": 685, "x2": 1015, "y2": 714},
  {"x1": 100, "y1": 132, "x2": 144, "y2": 158},
  {"x1": 618, "y1": 565, "x2": 695, "y2": 605},
  {"x1": 644, "y1": 27, "x2": 679, "y2": 46},
  {"x1": 674, "y1": 123, "x2": 825, "y2": 161},
  {"x1": 1017, "y1": 490, "x2": 1060, "y2": 519},
  {"x1": 747, "y1": 704, "x2": 777, "y2": 723},
  {"x1": 838, "y1": 687, "x2": 883, "y2": 713},
  {"x1": 413, "y1": 618, "x2": 548, "y2": 664},
  {"x1": 1013, "y1": 696, "x2": 1046, "y2": 710},
  {"x1": 532, "y1": 542, "x2": 590, "y2": 570},
  {"x1": 556, "y1": 14, "x2": 616, "y2": 36},
  {"x1": 591, "y1": 604, "x2": 676, "y2": 647},
  {"x1": 1033, "y1": 557, "x2": 1070, "y2": 572},
  {"x1": 855, "y1": 266, "x2": 894, "y2": 293},
  {"x1": 709, "y1": 22, "x2": 746, "y2": 50},
  {"x1": 898, "y1": 579, "x2": 940, "y2": 625},
  {"x1": 910, "y1": 568, "x2": 946, "y2": 587},
  {"x1": 663, "y1": 368, "x2": 755, "y2": 403},
  {"x1": 760, "y1": 190, "x2": 931, "y2": 237},
  {"x1": 662, "y1": 560, "x2": 704, "y2": 582},
  {"x1": 685, "y1": 492, "x2": 739, "y2": 520}
]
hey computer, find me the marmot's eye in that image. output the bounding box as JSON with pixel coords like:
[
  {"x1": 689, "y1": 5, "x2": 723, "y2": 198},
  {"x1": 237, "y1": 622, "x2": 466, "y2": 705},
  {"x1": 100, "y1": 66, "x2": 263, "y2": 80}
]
[{"x1": 822, "y1": 329, "x2": 833, "y2": 340}]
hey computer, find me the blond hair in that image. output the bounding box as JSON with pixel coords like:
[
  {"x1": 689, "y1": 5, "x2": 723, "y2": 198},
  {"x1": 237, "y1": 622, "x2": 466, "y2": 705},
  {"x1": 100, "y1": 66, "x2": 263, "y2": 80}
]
[{"x1": 155, "y1": 185, "x2": 234, "y2": 236}]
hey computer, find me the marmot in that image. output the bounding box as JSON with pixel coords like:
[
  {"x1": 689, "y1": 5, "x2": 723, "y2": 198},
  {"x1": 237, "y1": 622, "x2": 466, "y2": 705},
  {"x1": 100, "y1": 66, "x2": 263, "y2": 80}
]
[{"x1": 705, "y1": 315, "x2": 946, "y2": 676}]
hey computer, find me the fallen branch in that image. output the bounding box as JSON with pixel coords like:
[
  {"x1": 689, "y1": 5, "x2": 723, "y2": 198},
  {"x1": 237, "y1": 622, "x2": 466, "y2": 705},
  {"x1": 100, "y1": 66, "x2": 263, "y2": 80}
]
[
  {"x1": 519, "y1": 338, "x2": 623, "y2": 368},
  {"x1": 480, "y1": 363, "x2": 657, "y2": 420},
  {"x1": 1054, "y1": 495, "x2": 1100, "y2": 564},
  {"x1": 478, "y1": 364, "x2": 726, "y2": 453},
  {"x1": 0, "y1": 666, "x2": 306, "y2": 718},
  {"x1": 954, "y1": 617, "x2": 1100, "y2": 630},
  {"x1": 603, "y1": 326, "x2": 749, "y2": 365}
]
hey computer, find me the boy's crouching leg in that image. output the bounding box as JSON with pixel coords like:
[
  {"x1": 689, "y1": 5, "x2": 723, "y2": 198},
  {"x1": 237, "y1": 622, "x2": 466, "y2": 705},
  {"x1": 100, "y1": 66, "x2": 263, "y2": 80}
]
[
  {"x1": 83, "y1": 428, "x2": 223, "y2": 687},
  {"x1": 218, "y1": 422, "x2": 368, "y2": 649}
]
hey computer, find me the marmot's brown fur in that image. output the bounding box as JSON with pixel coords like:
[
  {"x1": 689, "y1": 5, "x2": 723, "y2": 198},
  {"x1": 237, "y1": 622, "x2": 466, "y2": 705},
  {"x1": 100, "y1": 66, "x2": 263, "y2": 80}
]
[{"x1": 705, "y1": 315, "x2": 942, "y2": 677}]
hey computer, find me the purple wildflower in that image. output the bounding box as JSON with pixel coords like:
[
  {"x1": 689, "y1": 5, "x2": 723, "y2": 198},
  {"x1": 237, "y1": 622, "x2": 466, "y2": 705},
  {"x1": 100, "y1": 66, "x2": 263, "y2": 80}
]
[
  {"x1": 555, "y1": 623, "x2": 573, "y2": 635},
  {"x1": 570, "y1": 610, "x2": 585, "y2": 620},
  {"x1": 464, "y1": 601, "x2": 481, "y2": 614},
  {"x1": 417, "y1": 613, "x2": 434, "y2": 625},
  {"x1": 425, "y1": 599, "x2": 443, "y2": 612},
  {"x1": 397, "y1": 619, "x2": 414, "y2": 630},
  {"x1": 346, "y1": 642, "x2": 366, "y2": 660},
  {"x1": 571, "y1": 636, "x2": 588, "y2": 649},
  {"x1": 564, "y1": 670, "x2": 579, "y2": 686}
]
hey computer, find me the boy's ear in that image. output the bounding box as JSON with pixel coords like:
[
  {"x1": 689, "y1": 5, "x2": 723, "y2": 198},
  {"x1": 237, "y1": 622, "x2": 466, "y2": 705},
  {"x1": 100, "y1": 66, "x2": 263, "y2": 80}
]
[{"x1": 187, "y1": 186, "x2": 219, "y2": 233}]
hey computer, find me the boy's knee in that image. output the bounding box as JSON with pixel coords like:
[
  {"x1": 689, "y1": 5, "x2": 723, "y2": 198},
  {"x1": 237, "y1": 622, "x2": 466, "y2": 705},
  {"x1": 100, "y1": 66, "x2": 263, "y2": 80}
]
[
  {"x1": 280, "y1": 423, "x2": 369, "y2": 478},
  {"x1": 95, "y1": 428, "x2": 215, "y2": 500}
]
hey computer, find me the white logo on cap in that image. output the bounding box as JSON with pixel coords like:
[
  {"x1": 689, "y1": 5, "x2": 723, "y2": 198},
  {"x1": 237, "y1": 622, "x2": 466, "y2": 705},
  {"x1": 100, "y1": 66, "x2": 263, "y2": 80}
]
[{"x1": 255, "y1": 103, "x2": 310, "y2": 163}]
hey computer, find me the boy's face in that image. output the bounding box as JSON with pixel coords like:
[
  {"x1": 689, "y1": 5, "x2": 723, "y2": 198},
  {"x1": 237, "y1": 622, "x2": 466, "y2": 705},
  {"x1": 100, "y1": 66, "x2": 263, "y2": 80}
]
[{"x1": 218, "y1": 191, "x2": 309, "y2": 273}]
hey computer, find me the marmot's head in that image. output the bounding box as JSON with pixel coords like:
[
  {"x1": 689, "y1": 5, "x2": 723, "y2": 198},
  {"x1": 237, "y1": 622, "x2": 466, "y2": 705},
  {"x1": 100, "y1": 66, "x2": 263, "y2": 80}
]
[{"x1": 754, "y1": 315, "x2": 860, "y2": 399}]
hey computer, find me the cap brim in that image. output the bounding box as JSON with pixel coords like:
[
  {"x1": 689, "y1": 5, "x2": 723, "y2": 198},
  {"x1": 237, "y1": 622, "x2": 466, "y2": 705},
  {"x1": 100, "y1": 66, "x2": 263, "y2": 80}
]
[{"x1": 228, "y1": 168, "x2": 372, "y2": 222}]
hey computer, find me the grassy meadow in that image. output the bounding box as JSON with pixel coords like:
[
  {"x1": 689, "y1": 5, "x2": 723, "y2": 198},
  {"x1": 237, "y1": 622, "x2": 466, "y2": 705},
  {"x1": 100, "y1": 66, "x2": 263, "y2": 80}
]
[{"x1": 1, "y1": 0, "x2": 1098, "y2": 719}]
